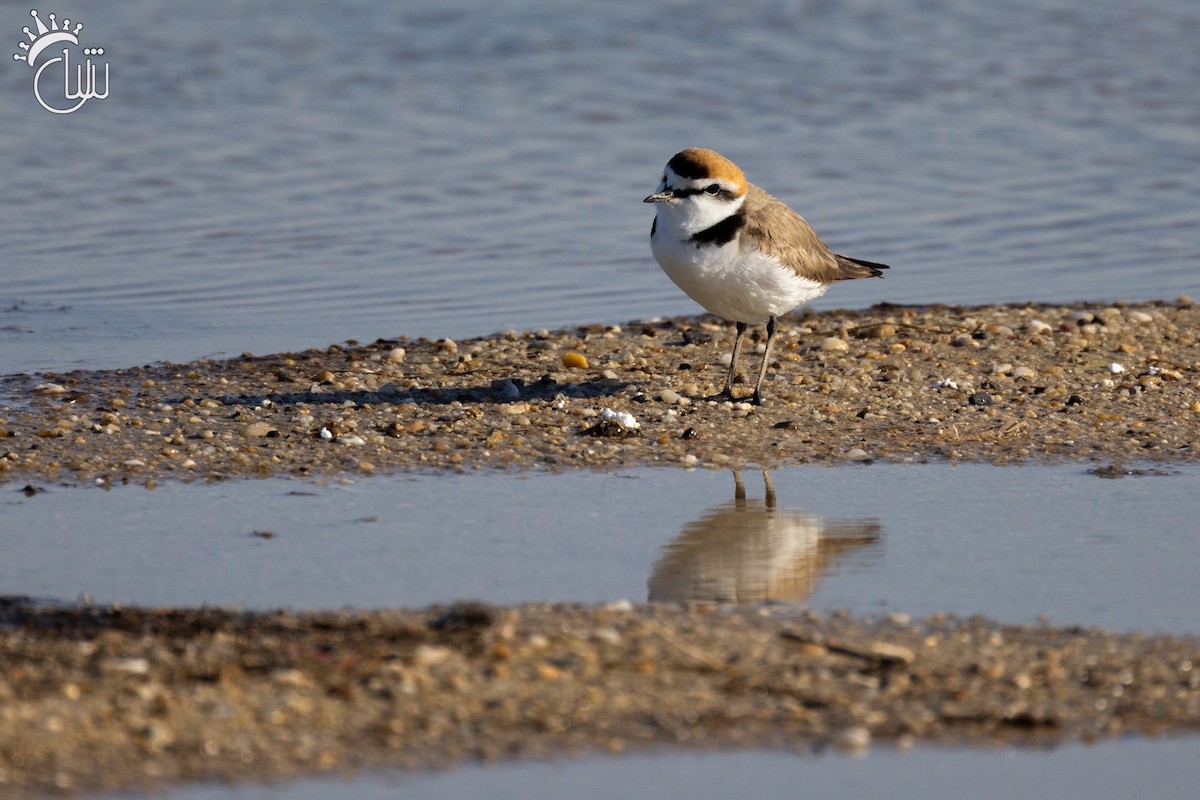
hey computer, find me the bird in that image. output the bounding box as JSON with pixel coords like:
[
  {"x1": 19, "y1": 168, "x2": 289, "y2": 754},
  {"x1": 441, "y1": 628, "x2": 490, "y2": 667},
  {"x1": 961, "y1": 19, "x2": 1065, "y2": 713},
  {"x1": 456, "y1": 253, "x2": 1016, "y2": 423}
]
[{"x1": 645, "y1": 147, "x2": 890, "y2": 405}]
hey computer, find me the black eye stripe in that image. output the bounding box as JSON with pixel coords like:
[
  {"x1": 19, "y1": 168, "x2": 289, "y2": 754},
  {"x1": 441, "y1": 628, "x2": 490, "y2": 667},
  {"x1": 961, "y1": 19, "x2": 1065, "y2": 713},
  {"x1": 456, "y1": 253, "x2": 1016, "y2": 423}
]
[{"x1": 673, "y1": 185, "x2": 734, "y2": 199}]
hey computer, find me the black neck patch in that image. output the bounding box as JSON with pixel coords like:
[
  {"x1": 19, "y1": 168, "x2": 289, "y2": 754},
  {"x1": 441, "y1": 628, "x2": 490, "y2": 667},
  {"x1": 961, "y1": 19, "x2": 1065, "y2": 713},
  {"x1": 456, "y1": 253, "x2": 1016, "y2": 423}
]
[{"x1": 690, "y1": 211, "x2": 744, "y2": 247}]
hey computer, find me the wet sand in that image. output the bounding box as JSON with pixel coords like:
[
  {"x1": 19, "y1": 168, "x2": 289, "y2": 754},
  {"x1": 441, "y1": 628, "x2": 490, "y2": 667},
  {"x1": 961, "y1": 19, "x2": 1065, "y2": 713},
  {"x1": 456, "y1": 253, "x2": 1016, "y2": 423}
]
[
  {"x1": 2, "y1": 599, "x2": 1198, "y2": 796},
  {"x1": 2, "y1": 300, "x2": 1198, "y2": 794},
  {"x1": 1, "y1": 300, "x2": 1197, "y2": 487}
]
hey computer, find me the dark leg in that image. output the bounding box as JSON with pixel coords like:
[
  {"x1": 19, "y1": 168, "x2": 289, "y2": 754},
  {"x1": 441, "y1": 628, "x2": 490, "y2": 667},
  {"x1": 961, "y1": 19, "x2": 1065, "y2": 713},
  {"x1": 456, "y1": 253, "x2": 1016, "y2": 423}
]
[
  {"x1": 709, "y1": 321, "x2": 747, "y2": 401},
  {"x1": 750, "y1": 315, "x2": 778, "y2": 405},
  {"x1": 762, "y1": 470, "x2": 776, "y2": 510}
]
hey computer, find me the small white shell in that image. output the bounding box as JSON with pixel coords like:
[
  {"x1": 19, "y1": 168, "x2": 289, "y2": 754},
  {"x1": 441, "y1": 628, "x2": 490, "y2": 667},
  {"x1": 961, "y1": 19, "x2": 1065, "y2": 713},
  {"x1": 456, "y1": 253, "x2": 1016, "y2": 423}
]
[{"x1": 599, "y1": 407, "x2": 639, "y2": 429}]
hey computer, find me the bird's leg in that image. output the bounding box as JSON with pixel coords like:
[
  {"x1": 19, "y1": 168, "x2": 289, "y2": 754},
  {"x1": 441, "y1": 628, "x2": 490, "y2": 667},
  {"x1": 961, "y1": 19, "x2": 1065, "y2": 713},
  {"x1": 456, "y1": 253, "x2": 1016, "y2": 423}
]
[
  {"x1": 749, "y1": 315, "x2": 778, "y2": 406},
  {"x1": 708, "y1": 320, "x2": 747, "y2": 401},
  {"x1": 733, "y1": 470, "x2": 746, "y2": 509},
  {"x1": 762, "y1": 470, "x2": 776, "y2": 510}
]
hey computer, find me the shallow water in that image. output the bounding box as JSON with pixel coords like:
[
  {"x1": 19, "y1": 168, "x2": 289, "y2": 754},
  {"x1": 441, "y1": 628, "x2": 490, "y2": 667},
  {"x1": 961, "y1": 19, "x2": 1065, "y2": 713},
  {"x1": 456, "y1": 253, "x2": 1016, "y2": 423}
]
[
  {"x1": 8, "y1": 463, "x2": 1199, "y2": 799},
  {"x1": 5, "y1": 463, "x2": 1198, "y2": 634},
  {"x1": 117, "y1": 737, "x2": 1200, "y2": 800},
  {"x1": 4, "y1": 0, "x2": 1199, "y2": 374}
]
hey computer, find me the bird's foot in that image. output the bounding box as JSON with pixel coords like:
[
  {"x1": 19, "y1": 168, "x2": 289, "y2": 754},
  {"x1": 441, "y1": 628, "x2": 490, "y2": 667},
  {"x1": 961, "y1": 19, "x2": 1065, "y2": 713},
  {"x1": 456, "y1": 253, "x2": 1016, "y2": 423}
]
[{"x1": 705, "y1": 386, "x2": 738, "y2": 403}]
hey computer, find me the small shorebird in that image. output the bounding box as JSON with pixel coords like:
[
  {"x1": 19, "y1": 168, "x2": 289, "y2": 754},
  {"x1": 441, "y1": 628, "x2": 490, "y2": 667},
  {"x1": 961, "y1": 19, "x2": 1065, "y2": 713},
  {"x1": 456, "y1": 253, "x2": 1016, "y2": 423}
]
[{"x1": 645, "y1": 147, "x2": 890, "y2": 404}]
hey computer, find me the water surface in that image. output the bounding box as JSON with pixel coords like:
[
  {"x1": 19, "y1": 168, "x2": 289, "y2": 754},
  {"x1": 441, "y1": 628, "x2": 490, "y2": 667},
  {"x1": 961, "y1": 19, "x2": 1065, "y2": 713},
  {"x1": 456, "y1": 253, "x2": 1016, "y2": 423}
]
[
  {"x1": 6, "y1": 463, "x2": 1197, "y2": 634},
  {"x1": 122, "y1": 737, "x2": 1200, "y2": 800},
  {"x1": 4, "y1": 0, "x2": 1198, "y2": 374}
]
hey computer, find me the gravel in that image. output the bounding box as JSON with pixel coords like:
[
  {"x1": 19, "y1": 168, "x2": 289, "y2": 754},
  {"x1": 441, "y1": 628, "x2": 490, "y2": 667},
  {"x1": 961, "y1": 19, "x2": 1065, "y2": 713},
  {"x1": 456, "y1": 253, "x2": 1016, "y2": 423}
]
[
  {"x1": 1, "y1": 599, "x2": 1198, "y2": 796},
  {"x1": 2, "y1": 299, "x2": 1198, "y2": 794},
  {"x1": 1, "y1": 300, "x2": 1197, "y2": 487}
]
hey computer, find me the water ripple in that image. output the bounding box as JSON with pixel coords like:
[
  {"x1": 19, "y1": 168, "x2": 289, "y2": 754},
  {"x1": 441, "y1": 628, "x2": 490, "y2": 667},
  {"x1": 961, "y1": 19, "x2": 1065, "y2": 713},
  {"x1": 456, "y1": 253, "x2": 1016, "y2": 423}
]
[{"x1": 3, "y1": 0, "x2": 1197, "y2": 372}]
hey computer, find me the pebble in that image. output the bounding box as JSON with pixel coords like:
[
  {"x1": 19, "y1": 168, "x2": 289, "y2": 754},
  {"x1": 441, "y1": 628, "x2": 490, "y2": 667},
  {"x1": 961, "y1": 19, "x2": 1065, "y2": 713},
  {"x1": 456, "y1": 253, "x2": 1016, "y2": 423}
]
[
  {"x1": 832, "y1": 725, "x2": 872, "y2": 754},
  {"x1": 536, "y1": 663, "x2": 563, "y2": 681},
  {"x1": 240, "y1": 422, "x2": 277, "y2": 438},
  {"x1": 1025, "y1": 319, "x2": 1053, "y2": 334},
  {"x1": 1012, "y1": 365, "x2": 1037, "y2": 379},
  {"x1": 101, "y1": 657, "x2": 149, "y2": 675},
  {"x1": 271, "y1": 668, "x2": 311, "y2": 688},
  {"x1": 413, "y1": 644, "x2": 452, "y2": 667},
  {"x1": 500, "y1": 403, "x2": 532, "y2": 415},
  {"x1": 591, "y1": 628, "x2": 622, "y2": 645},
  {"x1": 658, "y1": 389, "x2": 681, "y2": 404},
  {"x1": 388, "y1": 347, "x2": 407, "y2": 363},
  {"x1": 819, "y1": 337, "x2": 849, "y2": 352},
  {"x1": 844, "y1": 448, "x2": 872, "y2": 462},
  {"x1": 853, "y1": 323, "x2": 895, "y2": 340},
  {"x1": 561, "y1": 352, "x2": 589, "y2": 369}
]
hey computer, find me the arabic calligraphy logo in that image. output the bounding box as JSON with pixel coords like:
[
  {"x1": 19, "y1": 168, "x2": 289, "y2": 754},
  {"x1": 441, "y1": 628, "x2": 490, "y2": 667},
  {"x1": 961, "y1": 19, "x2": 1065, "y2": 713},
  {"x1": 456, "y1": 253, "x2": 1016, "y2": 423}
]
[{"x1": 12, "y1": 8, "x2": 109, "y2": 114}]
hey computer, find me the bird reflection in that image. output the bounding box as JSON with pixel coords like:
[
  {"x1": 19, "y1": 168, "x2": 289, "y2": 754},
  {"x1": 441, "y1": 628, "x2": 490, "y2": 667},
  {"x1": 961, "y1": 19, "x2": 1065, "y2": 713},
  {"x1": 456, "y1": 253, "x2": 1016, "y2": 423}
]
[{"x1": 648, "y1": 471, "x2": 881, "y2": 604}]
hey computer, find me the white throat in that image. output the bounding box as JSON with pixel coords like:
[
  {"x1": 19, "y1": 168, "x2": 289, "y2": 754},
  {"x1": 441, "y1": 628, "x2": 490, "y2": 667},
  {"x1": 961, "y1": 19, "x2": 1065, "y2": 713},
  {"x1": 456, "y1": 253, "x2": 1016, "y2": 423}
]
[{"x1": 656, "y1": 193, "x2": 745, "y2": 237}]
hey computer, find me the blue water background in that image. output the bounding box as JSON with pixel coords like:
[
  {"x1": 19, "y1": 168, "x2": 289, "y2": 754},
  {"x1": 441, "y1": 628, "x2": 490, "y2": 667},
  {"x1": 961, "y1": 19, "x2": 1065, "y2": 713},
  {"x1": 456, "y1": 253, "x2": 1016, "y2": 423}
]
[{"x1": 2, "y1": 0, "x2": 1196, "y2": 373}]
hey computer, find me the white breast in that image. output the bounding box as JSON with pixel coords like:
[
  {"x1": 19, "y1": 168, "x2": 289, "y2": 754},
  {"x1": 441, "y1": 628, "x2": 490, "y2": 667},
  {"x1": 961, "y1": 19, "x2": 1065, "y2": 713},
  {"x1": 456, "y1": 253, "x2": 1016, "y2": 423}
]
[{"x1": 651, "y1": 227, "x2": 827, "y2": 324}]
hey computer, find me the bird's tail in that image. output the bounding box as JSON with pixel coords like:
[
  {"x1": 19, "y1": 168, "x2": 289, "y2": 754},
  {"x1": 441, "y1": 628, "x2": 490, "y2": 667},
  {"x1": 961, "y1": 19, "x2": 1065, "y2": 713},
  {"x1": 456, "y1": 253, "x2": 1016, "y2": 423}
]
[{"x1": 834, "y1": 254, "x2": 890, "y2": 279}]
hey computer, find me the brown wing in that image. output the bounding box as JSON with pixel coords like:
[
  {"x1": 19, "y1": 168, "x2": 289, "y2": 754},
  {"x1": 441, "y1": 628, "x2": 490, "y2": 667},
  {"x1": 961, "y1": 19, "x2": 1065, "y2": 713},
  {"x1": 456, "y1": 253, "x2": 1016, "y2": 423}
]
[{"x1": 742, "y1": 184, "x2": 889, "y2": 282}]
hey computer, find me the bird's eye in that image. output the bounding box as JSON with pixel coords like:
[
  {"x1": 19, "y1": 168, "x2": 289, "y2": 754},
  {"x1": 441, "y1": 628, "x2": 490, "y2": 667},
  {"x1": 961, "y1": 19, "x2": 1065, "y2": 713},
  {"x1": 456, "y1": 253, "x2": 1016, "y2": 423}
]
[{"x1": 704, "y1": 184, "x2": 721, "y2": 195}]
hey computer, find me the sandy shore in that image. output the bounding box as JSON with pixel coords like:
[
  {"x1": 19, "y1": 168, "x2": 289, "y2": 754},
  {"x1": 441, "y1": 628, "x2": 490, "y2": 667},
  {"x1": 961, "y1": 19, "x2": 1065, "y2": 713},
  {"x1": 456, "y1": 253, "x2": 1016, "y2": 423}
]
[
  {"x1": 1, "y1": 300, "x2": 1197, "y2": 487},
  {"x1": 2, "y1": 599, "x2": 1198, "y2": 796},
  {"x1": 2, "y1": 300, "x2": 1198, "y2": 795}
]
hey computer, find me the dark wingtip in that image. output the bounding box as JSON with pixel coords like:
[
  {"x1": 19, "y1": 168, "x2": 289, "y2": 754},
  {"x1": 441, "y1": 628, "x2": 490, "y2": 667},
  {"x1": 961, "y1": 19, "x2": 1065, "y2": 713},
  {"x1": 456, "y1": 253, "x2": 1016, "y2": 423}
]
[{"x1": 839, "y1": 255, "x2": 891, "y2": 278}]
